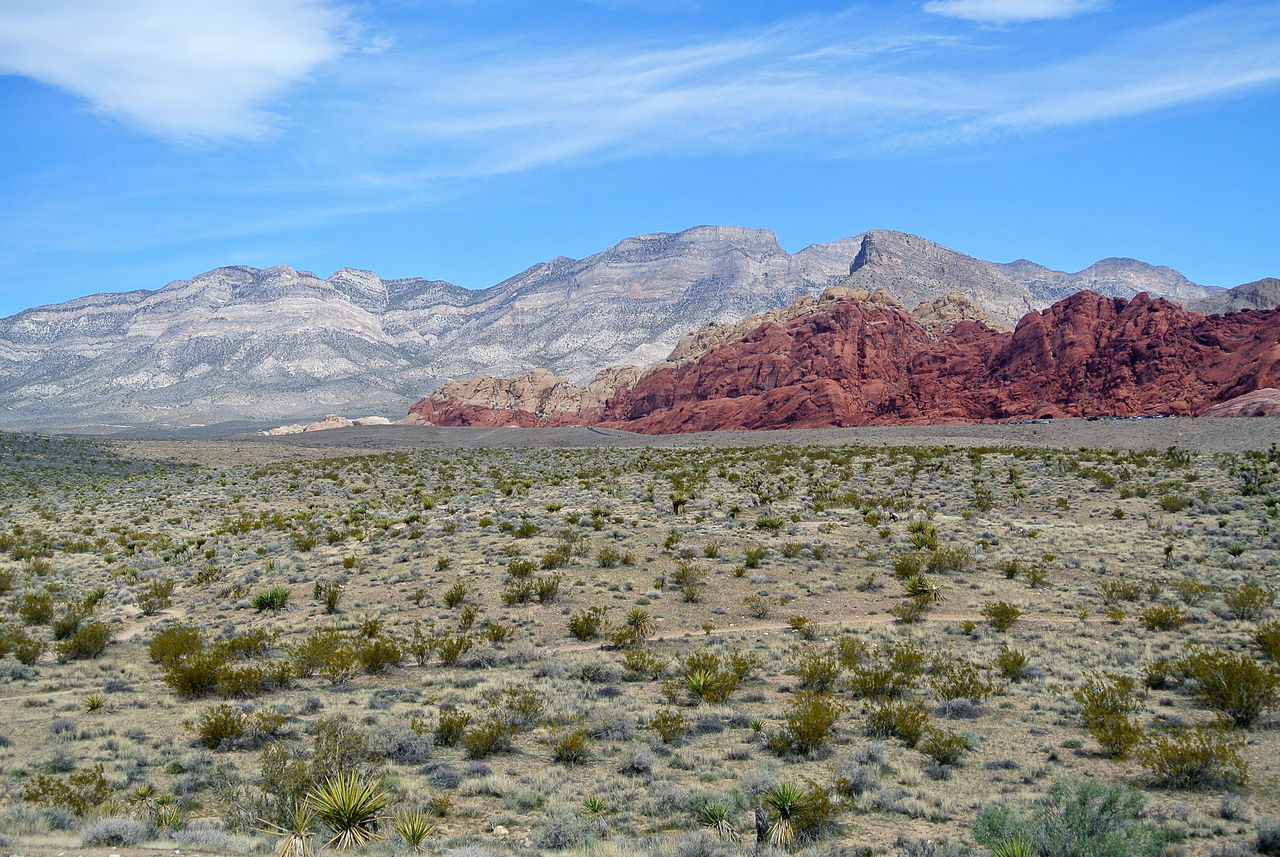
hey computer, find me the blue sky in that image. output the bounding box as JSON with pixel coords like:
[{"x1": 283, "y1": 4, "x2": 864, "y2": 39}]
[{"x1": 1, "y1": 0, "x2": 1278, "y2": 317}]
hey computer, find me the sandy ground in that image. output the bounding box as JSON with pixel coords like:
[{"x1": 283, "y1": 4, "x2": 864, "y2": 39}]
[{"x1": 234, "y1": 417, "x2": 1277, "y2": 453}]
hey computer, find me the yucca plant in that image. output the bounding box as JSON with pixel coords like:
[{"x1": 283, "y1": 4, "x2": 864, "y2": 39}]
[
  {"x1": 306, "y1": 773, "x2": 393, "y2": 850},
  {"x1": 257, "y1": 801, "x2": 318, "y2": 857},
  {"x1": 391, "y1": 809, "x2": 436, "y2": 853},
  {"x1": 581, "y1": 796, "x2": 608, "y2": 815},
  {"x1": 697, "y1": 800, "x2": 738, "y2": 841},
  {"x1": 990, "y1": 837, "x2": 1037, "y2": 857},
  {"x1": 902, "y1": 573, "x2": 945, "y2": 604},
  {"x1": 762, "y1": 781, "x2": 811, "y2": 849}
]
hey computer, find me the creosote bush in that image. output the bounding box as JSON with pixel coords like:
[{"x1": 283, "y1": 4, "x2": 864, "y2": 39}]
[
  {"x1": 1138, "y1": 724, "x2": 1248, "y2": 789},
  {"x1": 1073, "y1": 671, "x2": 1144, "y2": 758}
]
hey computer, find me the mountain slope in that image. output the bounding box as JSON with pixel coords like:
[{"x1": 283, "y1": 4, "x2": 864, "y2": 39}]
[
  {"x1": 0, "y1": 225, "x2": 1261, "y2": 430},
  {"x1": 409, "y1": 291, "x2": 1280, "y2": 432}
]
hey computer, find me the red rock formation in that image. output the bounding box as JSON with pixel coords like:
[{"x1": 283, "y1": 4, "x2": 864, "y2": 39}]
[{"x1": 407, "y1": 291, "x2": 1280, "y2": 433}]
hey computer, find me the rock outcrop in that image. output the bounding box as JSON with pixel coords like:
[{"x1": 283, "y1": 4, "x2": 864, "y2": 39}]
[
  {"x1": 1200, "y1": 388, "x2": 1280, "y2": 417},
  {"x1": 408, "y1": 292, "x2": 1280, "y2": 433},
  {"x1": 2, "y1": 225, "x2": 1255, "y2": 432},
  {"x1": 1190, "y1": 278, "x2": 1280, "y2": 315}
]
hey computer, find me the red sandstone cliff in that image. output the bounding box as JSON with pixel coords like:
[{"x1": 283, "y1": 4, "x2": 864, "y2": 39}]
[{"x1": 406, "y1": 291, "x2": 1280, "y2": 433}]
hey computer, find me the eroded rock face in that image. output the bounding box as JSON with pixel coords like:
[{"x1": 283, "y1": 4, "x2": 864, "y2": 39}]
[
  {"x1": 407, "y1": 291, "x2": 1280, "y2": 433},
  {"x1": 405, "y1": 366, "x2": 641, "y2": 427},
  {"x1": 1200, "y1": 388, "x2": 1280, "y2": 417}
]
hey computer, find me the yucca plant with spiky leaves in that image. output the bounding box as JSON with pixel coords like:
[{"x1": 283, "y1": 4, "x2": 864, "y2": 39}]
[
  {"x1": 697, "y1": 800, "x2": 738, "y2": 841},
  {"x1": 581, "y1": 796, "x2": 608, "y2": 815},
  {"x1": 306, "y1": 773, "x2": 393, "y2": 850},
  {"x1": 762, "y1": 781, "x2": 811, "y2": 849},
  {"x1": 990, "y1": 837, "x2": 1037, "y2": 857},
  {"x1": 391, "y1": 809, "x2": 436, "y2": 853},
  {"x1": 902, "y1": 573, "x2": 945, "y2": 604},
  {"x1": 256, "y1": 801, "x2": 317, "y2": 857}
]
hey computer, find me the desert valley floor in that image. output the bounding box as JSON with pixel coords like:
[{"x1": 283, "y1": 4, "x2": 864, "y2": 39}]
[{"x1": 0, "y1": 419, "x2": 1277, "y2": 857}]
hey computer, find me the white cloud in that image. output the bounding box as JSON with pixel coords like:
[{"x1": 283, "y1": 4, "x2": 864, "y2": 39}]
[
  {"x1": 327, "y1": 2, "x2": 1280, "y2": 179},
  {"x1": 922, "y1": 0, "x2": 1106, "y2": 24},
  {"x1": 0, "y1": 0, "x2": 346, "y2": 139}
]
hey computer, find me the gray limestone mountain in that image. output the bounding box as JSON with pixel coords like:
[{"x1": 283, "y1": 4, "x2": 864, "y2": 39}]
[
  {"x1": 0, "y1": 225, "x2": 1259, "y2": 431},
  {"x1": 1188, "y1": 278, "x2": 1280, "y2": 315}
]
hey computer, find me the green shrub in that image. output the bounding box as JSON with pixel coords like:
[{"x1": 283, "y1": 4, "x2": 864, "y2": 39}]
[
  {"x1": 930, "y1": 655, "x2": 993, "y2": 702},
  {"x1": 148, "y1": 623, "x2": 203, "y2": 665},
  {"x1": 567, "y1": 606, "x2": 607, "y2": 640},
  {"x1": 435, "y1": 633, "x2": 472, "y2": 666},
  {"x1": 23, "y1": 764, "x2": 112, "y2": 816},
  {"x1": 541, "y1": 725, "x2": 591, "y2": 764},
  {"x1": 434, "y1": 709, "x2": 471, "y2": 746},
  {"x1": 973, "y1": 778, "x2": 1162, "y2": 857},
  {"x1": 767, "y1": 691, "x2": 846, "y2": 755},
  {"x1": 136, "y1": 578, "x2": 175, "y2": 616},
  {"x1": 1176, "y1": 647, "x2": 1280, "y2": 727},
  {"x1": 51, "y1": 602, "x2": 92, "y2": 640},
  {"x1": 442, "y1": 582, "x2": 467, "y2": 608},
  {"x1": 865, "y1": 698, "x2": 930, "y2": 747},
  {"x1": 1139, "y1": 604, "x2": 1186, "y2": 631},
  {"x1": 463, "y1": 720, "x2": 513, "y2": 758},
  {"x1": 161, "y1": 650, "x2": 228, "y2": 698},
  {"x1": 356, "y1": 637, "x2": 401, "y2": 674},
  {"x1": 17, "y1": 590, "x2": 54, "y2": 625},
  {"x1": 186, "y1": 703, "x2": 248, "y2": 749},
  {"x1": 791, "y1": 651, "x2": 842, "y2": 693},
  {"x1": 1138, "y1": 724, "x2": 1248, "y2": 789},
  {"x1": 1073, "y1": 671, "x2": 1144, "y2": 758},
  {"x1": 251, "y1": 586, "x2": 290, "y2": 611},
  {"x1": 55, "y1": 621, "x2": 113, "y2": 661},
  {"x1": 317, "y1": 581, "x2": 342, "y2": 614},
  {"x1": 1254, "y1": 620, "x2": 1280, "y2": 661},
  {"x1": 982, "y1": 601, "x2": 1021, "y2": 631},
  {"x1": 596, "y1": 547, "x2": 621, "y2": 568},
  {"x1": 648, "y1": 708, "x2": 686, "y2": 744},
  {"x1": 995, "y1": 645, "x2": 1030, "y2": 681},
  {"x1": 920, "y1": 728, "x2": 968, "y2": 766},
  {"x1": 1223, "y1": 582, "x2": 1276, "y2": 621},
  {"x1": 1159, "y1": 494, "x2": 1190, "y2": 512}
]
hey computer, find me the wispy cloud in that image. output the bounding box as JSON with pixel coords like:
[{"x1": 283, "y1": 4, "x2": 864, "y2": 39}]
[
  {"x1": 0, "y1": 0, "x2": 347, "y2": 140},
  {"x1": 922, "y1": 0, "x2": 1107, "y2": 25},
  {"x1": 326, "y1": 2, "x2": 1280, "y2": 180}
]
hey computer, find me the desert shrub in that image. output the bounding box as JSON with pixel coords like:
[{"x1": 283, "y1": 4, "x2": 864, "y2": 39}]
[
  {"x1": 501, "y1": 579, "x2": 534, "y2": 605},
  {"x1": 1099, "y1": 580, "x2": 1142, "y2": 603},
  {"x1": 1255, "y1": 620, "x2": 1280, "y2": 661},
  {"x1": 290, "y1": 628, "x2": 350, "y2": 676},
  {"x1": 51, "y1": 602, "x2": 92, "y2": 640},
  {"x1": 973, "y1": 778, "x2": 1163, "y2": 857},
  {"x1": 435, "y1": 633, "x2": 473, "y2": 667},
  {"x1": 892, "y1": 551, "x2": 924, "y2": 579},
  {"x1": 214, "y1": 663, "x2": 267, "y2": 698},
  {"x1": 929, "y1": 656, "x2": 993, "y2": 702},
  {"x1": 17, "y1": 590, "x2": 55, "y2": 625},
  {"x1": 1175, "y1": 647, "x2": 1280, "y2": 727},
  {"x1": 1172, "y1": 578, "x2": 1212, "y2": 606},
  {"x1": 306, "y1": 772, "x2": 393, "y2": 850},
  {"x1": 463, "y1": 720, "x2": 514, "y2": 759},
  {"x1": 649, "y1": 708, "x2": 687, "y2": 744},
  {"x1": 865, "y1": 699, "x2": 931, "y2": 747},
  {"x1": 531, "y1": 808, "x2": 607, "y2": 851},
  {"x1": 995, "y1": 646, "x2": 1030, "y2": 681},
  {"x1": 847, "y1": 639, "x2": 925, "y2": 699},
  {"x1": 149, "y1": 623, "x2": 204, "y2": 665},
  {"x1": 0, "y1": 624, "x2": 46, "y2": 665},
  {"x1": 55, "y1": 621, "x2": 112, "y2": 661},
  {"x1": 186, "y1": 703, "x2": 248, "y2": 750},
  {"x1": 1223, "y1": 582, "x2": 1276, "y2": 621},
  {"x1": 743, "y1": 545, "x2": 767, "y2": 568},
  {"x1": 620, "y1": 646, "x2": 668, "y2": 680},
  {"x1": 317, "y1": 581, "x2": 342, "y2": 614},
  {"x1": 981, "y1": 601, "x2": 1021, "y2": 631},
  {"x1": 1159, "y1": 494, "x2": 1190, "y2": 512},
  {"x1": 791, "y1": 651, "x2": 842, "y2": 693},
  {"x1": 759, "y1": 780, "x2": 836, "y2": 848},
  {"x1": 24, "y1": 764, "x2": 112, "y2": 816},
  {"x1": 567, "y1": 606, "x2": 607, "y2": 640},
  {"x1": 1140, "y1": 604, "x2": 1186, "y2": 631},
  {"x1": 920, "y1": 728, "x2": 968, "y2": 766},
  {"x1": 1073, "y1": 672, "x2": 1144, "y2": 758},
  {"x1": 442, "y1": 582, "x2": 467, "y2": 608},
  {"x1": 80, "y1": 817, "x2": 151, "y2": 847},
  {"x1": 161, "y1": 650, "x2": 228, "y2": 698},
  {"x1": 535, "y1": 574, "x2": 562, "y2": 604},
  {"x1": 767, "y1": 691, "x2": 846, "y2": 755},
  {"x1": 356, "y1": 637, "x2": 402, "y2": 674},
  {"x1": 927, "y1": 546, "x2": 971, "y2": 574},
  {"x1": 1258, "y1": 822, "x2": 1280, "y2": 856},
  {"x1": 136, "y1": 578, "x2": 175, "y2": 616},
  {"x1": 834, "y1": 635, "x2": 870, "y2": 669},
  {"x1": 541, "y1": 725, "x2": 591, "y2": 765},
  {"x1": 1138, "y1": 724, "x2": 1248, "y2": 789},
  {"x1": 596, "y1": 546, "x2": 621, "y2": 568},
  {"x1": 677, "y1": 653, "x2": 740, "y2": 704},
  {"x1": 251, "y1": 586, "x2": 290, "y2": 611}
]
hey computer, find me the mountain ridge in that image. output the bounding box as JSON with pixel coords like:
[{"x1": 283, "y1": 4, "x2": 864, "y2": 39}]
[{"x1": 1, "y1": 226, "x2": 1271, "y2": 431}]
